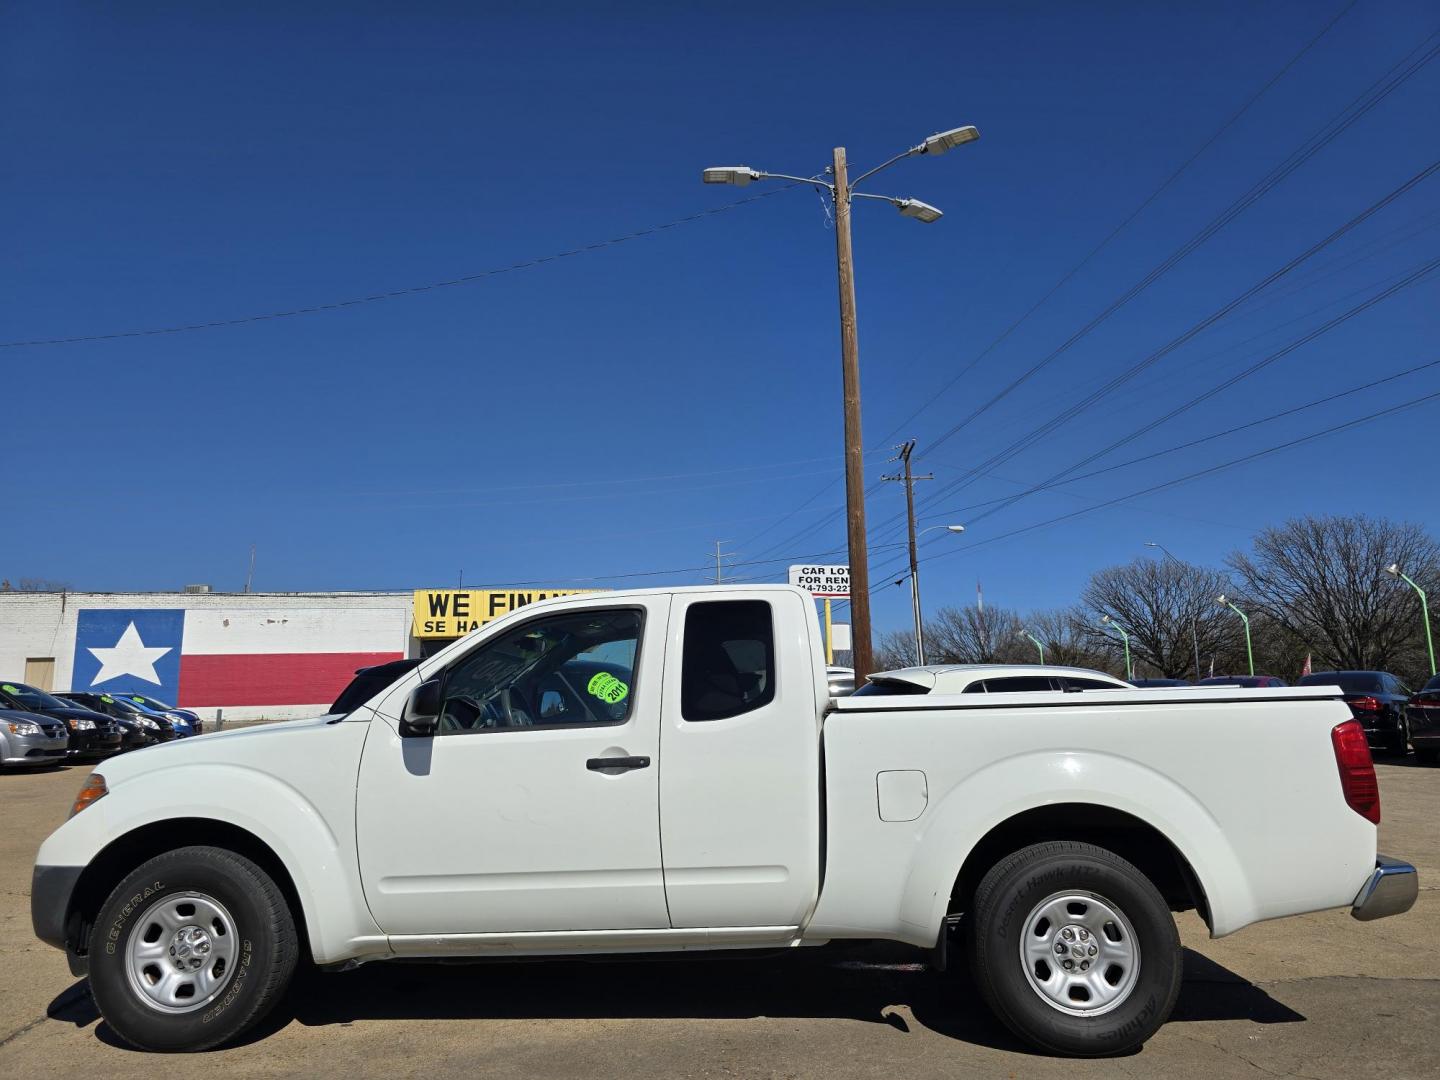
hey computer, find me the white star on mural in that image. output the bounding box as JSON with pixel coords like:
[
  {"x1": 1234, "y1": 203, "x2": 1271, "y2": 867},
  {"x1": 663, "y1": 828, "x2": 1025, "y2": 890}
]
[{"x1": 87, "y1": 622, "x2": 172, "y2": 686}]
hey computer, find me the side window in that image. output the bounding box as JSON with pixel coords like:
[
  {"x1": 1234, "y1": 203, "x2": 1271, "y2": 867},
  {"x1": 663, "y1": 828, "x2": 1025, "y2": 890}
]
[
  {"x1": 681, "y1": 600, "x2": 775, "y2": 722},
  {"x1": 1062, "y1": 677, "x2": 1121, "y2": 692},
  {"x1": 983, "y1": 676, "x2": 1059, "y2": 693},
  {"x1": 436, "y1": 609, "x2": 642, "y2": 734}
]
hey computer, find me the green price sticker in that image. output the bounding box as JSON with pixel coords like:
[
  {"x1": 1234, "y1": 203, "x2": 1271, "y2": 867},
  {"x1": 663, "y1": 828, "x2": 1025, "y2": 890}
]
[
  {"x1": 101, "y1": 695, "x2": 115, "y2": 703},
  {"x1": 2, "y1": 684, "x2": 18, "y2": 695},
  {"x1": 586, "y1": 671, "x2": 630, "y2": 705}
]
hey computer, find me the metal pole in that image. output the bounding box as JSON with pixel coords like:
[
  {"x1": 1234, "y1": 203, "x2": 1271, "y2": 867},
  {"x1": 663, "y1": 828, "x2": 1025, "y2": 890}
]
[
  {"x1": 1223, "y1": 601, "x2": 1254, "y2": 676},
  {"x1": 902, "y1": 442, "x2": 925, "y2": 666},
  {"x1": 825, "y1": 598, "x2": 835, "y2": 666},
  {"x1": 832, "y1": 147, "x2": 874, "y2": 681},
  {"x1": 1398, "y1": 571, "x2": 1436, "y2": 676},
  {"x1": 1024, "y1": 631, "x2": 1045, "y2": 664},
  {"x1": 1191, "y1": 618, "x2": 1201, "y2": 682}
]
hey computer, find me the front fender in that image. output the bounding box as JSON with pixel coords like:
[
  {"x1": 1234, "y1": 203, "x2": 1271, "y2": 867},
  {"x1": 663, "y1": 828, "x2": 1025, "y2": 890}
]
[
  {"x1": 896, "y1": 750, "x2": 1253, "y2": 941},
  {"x1": 37, "y1": 762, "x2": 382, "y2": 964}
]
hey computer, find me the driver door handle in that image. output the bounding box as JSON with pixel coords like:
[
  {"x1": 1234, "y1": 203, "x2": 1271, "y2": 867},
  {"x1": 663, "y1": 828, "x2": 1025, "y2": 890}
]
[{"x1": 586, "y1": 755, "x2": 650, "y2": 772}]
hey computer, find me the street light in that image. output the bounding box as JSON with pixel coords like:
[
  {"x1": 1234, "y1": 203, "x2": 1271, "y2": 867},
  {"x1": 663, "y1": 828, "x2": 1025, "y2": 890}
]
[
  {"x1": 1023, "y1": 628, "x2": 1046, "y2": 665},
  {"x1": 1144, "y1": 540, "x2": 1202, "y2": 681},
  {"x1": 1100, "y1": 615, "x2": 1133, "y2": 681},
  {"x1": 906, "y1": 523, "x2": 966, "y2": 665},
  {"x1": 1216, "y1": 594, "x2": 1254, "y2": 676},
  {"x1": 702, "y1": 123, "x2": 980, "y2": 681},
  {"x1": 1385, "y1": 563, "x2": 1436, "y2": 676}
]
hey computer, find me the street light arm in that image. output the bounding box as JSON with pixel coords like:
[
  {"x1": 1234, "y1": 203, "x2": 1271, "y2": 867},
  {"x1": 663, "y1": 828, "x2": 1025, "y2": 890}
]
[
  {"x1": 847, "y1": 147, "x2": 921, "y2": 191},
  {"x1": 756, "y1": 171, "x2": 836, "y2": 192}
]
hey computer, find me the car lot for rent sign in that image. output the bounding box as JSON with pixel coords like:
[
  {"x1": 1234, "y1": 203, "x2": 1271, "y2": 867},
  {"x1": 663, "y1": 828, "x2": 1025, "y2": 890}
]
[{"x1": 788, "y1": 564, "x2": 850, "y2": 598}]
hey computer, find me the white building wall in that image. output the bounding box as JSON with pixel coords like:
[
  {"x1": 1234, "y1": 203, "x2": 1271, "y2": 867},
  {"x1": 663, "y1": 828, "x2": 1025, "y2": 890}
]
[{"x1": 0, "y1": 591, "x2": 414, "y2": 723}]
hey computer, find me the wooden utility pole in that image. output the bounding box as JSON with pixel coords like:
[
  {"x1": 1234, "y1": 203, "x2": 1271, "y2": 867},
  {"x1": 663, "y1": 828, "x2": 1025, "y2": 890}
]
[
  {"x1": 832, "y1": 147, "x2": 874, "y2": 680},
  {"x1": 882, "y1": 440, "x2": 933, "y2": 665}
]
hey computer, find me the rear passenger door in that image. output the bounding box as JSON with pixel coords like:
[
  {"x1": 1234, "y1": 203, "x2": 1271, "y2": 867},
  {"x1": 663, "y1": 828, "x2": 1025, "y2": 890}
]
[{"x1": 658, "y1": 592, "x2": 823, "y2": 930}]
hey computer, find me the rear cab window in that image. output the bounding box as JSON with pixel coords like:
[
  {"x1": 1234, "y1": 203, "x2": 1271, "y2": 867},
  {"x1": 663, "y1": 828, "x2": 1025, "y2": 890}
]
[{"x1": 680, "y1": 600, "x2": 775, "y2": 722}]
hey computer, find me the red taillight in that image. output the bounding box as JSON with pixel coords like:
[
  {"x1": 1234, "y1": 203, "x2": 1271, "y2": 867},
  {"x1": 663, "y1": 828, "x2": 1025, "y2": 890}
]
[
  {"x1": 1331, "y1": 720, "x2": 1380, "y2": 824},
  {"x1": 1347, "y1": 695, "x2": 1381, "y2": 713}
]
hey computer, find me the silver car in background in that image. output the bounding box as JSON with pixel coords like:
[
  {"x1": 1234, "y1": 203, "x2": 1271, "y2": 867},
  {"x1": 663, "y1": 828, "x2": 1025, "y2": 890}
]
[{"x1": 1, "y1": 708, "x2": 70, "y2": 768}]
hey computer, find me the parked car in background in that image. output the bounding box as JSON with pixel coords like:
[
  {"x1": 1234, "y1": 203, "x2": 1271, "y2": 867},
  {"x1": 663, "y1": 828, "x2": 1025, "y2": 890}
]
[
  {"x1": 1131, "y1": 678, "x2": 1190, "y2": 688},
  {"x1": 1296, "y1": 671, "x2": 1411, "y2": 755},
  {"x1": 826, "y1": 665, "x2": 855, "y2": 697},
  {"x1": 1405, "y1": 674, "x2": 1440, "y2": 764},
  {"x1": 119, "y1": 693, "x2": 203, "y2": 734},
  {"x1": 854, "y1": 664, "x2": 1132, "y2": 696},
  {"x1": 1, "y1": 706, "x2": 70, "y2": 768},
  {"x1": 1198, "y1": 675, "x2": 1289, "y2": 688},
  {"x1": 62, "y1": 693, "x2": 173, "y2": 746},
  {"x1": 0, "y1": 682, "x2": 123, "y2": 759}
]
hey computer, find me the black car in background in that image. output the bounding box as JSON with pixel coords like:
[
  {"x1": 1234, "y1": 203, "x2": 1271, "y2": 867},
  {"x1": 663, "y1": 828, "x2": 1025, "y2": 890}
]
[
  {"x1": 0, "y1": 681, "x2": 123, "y2": 759},
  {"x1": 1198, "y1": 675, "x2": 1289, "y2": 688},
  {"x1": 1130, "y1": 678, "x2": 1190, "y2": 688},
  {"x1": 1404, "y1": 674, "x2": 1440, "y2": 765},
  {"x1": 61, "y1": 692, "x2": 169, "y2": 749},
  {"x1": 1297, "y1": 670, "x2": 1412, "y2": 755}
]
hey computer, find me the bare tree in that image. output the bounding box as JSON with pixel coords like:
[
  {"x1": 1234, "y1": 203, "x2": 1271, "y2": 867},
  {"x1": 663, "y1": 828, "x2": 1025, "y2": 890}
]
[
  {"x1": 1024, "y1": 608, "x2": 1112, "y2": 670},
  {"x1": 926, "y1": 604, "x2": 1030, "y2": 664},
  {"x1": 1081, "y1": 558, "x2": 1241, "y2": 679},
  {"x1": 1227, "y1": 515, "x2": 1439, "y2": 675},
  {"x1": 874, "y1": 629, "x2": 917, "y2": 671}
]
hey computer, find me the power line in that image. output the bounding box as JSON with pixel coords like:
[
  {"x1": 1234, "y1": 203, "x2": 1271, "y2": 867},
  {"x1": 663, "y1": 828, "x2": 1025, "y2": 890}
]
[
  {"x1": 897, "y1": 156, "x2": 1440, "y2": 529},
  {"x1": 0, "y1": 186, "x2": 800, "y2": 350},
  {"x1": 906, "y1": 27, "x2": 1439, "y2": 472},
  {"x1": 872, "y1": 0, "x2": 1363, "y2": 447},
  {"x1": 962, "y1": 251, "x2": 1440, "y2": 526},
  {"x1": 931, "y1": 355, "x2": 1440, "y2": 520},
  {"x1": 888, "y1": 385, "x2": 1440, "y2": 591}
]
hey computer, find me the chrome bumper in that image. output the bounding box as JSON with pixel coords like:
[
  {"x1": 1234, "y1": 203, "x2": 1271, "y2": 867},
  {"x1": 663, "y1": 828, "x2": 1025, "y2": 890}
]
[{"x1": 1351, "y1": 855, "x2": 1419, "y2": 921}]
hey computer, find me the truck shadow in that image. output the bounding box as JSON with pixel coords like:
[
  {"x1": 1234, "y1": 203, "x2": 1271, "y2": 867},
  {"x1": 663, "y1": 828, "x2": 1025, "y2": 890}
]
[{"x1": 54, "y1": 944, "x2": 1303, "y2": 1054}]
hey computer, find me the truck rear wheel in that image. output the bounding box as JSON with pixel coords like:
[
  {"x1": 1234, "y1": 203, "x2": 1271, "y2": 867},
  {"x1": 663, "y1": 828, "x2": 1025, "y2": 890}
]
[
  {"x1": 968, "y1": 840, "x2": 1181, "y2": 1057},
  {"x1": 88, "y1": 846, "x2": 298, "y2": 1051}
]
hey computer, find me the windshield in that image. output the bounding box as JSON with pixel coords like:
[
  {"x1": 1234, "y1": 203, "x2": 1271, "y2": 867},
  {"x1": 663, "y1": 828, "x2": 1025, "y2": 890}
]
[
  {"x1": 1, "y1": 681, "x2": 74, "y2": 711},
  {"x1": 1298, "y1": 672, "x2": 1382, "y2": 693},
  {"x1": 1425, "y1": 675, "x2": 1440, "y2": 693}
]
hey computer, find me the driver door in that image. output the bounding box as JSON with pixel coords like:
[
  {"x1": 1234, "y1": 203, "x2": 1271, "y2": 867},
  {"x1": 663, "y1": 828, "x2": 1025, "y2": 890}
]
[{"x1": 356, "y1": 595, "x2": 671, "y2": 936}]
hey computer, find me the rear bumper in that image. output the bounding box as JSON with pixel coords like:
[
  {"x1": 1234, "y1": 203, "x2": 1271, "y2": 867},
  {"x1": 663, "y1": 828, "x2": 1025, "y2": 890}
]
[{"x1": 1351, "y1": 855, "x2": 1419, "y2": 921}]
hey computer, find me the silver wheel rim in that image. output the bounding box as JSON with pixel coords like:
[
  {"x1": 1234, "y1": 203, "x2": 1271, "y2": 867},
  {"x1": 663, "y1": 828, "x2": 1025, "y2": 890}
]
[
  {"x1": 1019, "y1": 890, "x2": 1141, "y2": 1016},
  {"x1": 124, "y1": 892, "x2": 239, "y2": 1013}
]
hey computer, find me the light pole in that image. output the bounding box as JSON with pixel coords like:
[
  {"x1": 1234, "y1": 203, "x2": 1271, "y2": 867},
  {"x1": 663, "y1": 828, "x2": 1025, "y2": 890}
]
[
  {"x1": 1385, "y1": 563, "x2": 1436, "y2": 676},
  {"x1": 1023, "y1": 629, "x2": 1045, "y2": 665},
  {"x1": 1216, "y1": 594, "x2": 1254, "y2": 676},
  {"x1": 904, "y1": 523, "x2": 965, "y2": 665},
  {"x1": 1144, "y1": 540, "x2": 1202, "y2": 681},
  {"x1": 1100, "y1": 614, "x2": 1133, "y2": 681},
  {"x1": 703, "y1": 124, "x2": 979, "y2": 680}
]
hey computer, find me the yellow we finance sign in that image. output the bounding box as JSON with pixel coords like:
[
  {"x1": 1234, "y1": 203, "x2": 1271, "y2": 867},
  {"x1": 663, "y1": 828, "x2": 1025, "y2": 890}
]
[{"x1": 411, "y1": 588, "x2": 596, "y2": 638}]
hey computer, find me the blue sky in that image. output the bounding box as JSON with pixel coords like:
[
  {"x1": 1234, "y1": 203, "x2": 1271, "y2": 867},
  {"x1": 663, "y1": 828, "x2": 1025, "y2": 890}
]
[{"x1": 4, "y1": 0, "x2": 1438, "y2": 635}]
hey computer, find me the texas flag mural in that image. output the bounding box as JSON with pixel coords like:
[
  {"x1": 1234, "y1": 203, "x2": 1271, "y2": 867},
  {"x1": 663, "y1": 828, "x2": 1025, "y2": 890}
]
[{"x1": 73, "y1": 608, "x2": 402, "y2": 709}]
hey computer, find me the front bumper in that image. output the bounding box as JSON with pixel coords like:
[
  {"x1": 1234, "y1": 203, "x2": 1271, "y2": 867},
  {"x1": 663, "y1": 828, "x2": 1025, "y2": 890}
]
[
  {"x1": 2, "y1": 732, "x2": 70, "y2": 765},
  {"x1": 1351, "y1": 855, "x2": 1419, "y2": 921},
  {"x1": 31, "y1": 863, "x2": 84, "y2": 952}
]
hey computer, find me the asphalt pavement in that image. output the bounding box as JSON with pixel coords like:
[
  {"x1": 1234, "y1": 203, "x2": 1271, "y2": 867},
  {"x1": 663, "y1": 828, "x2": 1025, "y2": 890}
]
[{"x1": 1, "y1": 760, "x2": 1435, "y2": 1078}]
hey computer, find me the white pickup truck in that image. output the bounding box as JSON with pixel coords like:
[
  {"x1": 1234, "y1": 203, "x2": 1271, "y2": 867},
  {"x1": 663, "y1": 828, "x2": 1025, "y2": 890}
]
[{"x1": 31, "y1": 585, "x2": 1418, "y2": 1056}]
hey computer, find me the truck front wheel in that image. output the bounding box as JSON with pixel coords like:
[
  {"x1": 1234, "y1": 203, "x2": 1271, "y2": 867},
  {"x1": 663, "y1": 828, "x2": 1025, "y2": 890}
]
[
  {"x1": 87, "y1": 845, "x2": 298, "y2": 1051},
  {"x1": 968, "y1": 840, "x2": 1181, "y2": 1057}
]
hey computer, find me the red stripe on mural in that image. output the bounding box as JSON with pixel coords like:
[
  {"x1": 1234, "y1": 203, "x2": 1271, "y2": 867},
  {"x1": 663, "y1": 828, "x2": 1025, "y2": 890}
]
[{"x1": 177, "y1": 652, "x2": 403, "y2": 707}]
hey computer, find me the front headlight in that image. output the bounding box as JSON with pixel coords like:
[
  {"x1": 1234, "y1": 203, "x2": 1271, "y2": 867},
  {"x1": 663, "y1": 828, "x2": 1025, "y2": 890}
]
[
  {"x1": 68, "y1": 718, "x2": 96, "y2": 731},
  {"x1": 138, "y1": 717, "x2": 159, "y2": 730},
  {"x1": 7, "y1": 721, "x2": 42, "y2": 736}
]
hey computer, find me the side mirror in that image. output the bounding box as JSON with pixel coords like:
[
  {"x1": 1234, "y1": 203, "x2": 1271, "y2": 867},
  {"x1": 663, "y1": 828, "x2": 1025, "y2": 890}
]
[{"x1": 400, "y1": 678, "x2": 443, "y2": 737}]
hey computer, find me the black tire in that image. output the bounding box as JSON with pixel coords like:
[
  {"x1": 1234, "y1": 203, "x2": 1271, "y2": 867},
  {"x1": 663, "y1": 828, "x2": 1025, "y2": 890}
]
[
  {"x1": 88, "y1": 846, "x2": 298, "y2": 1051},
  {"x1": 1391, "y1": 718, "x2": 1410, "y2": 757},
  {"x1": 968, "y1": 840, "x2": 1181, "y2": 1057}
]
